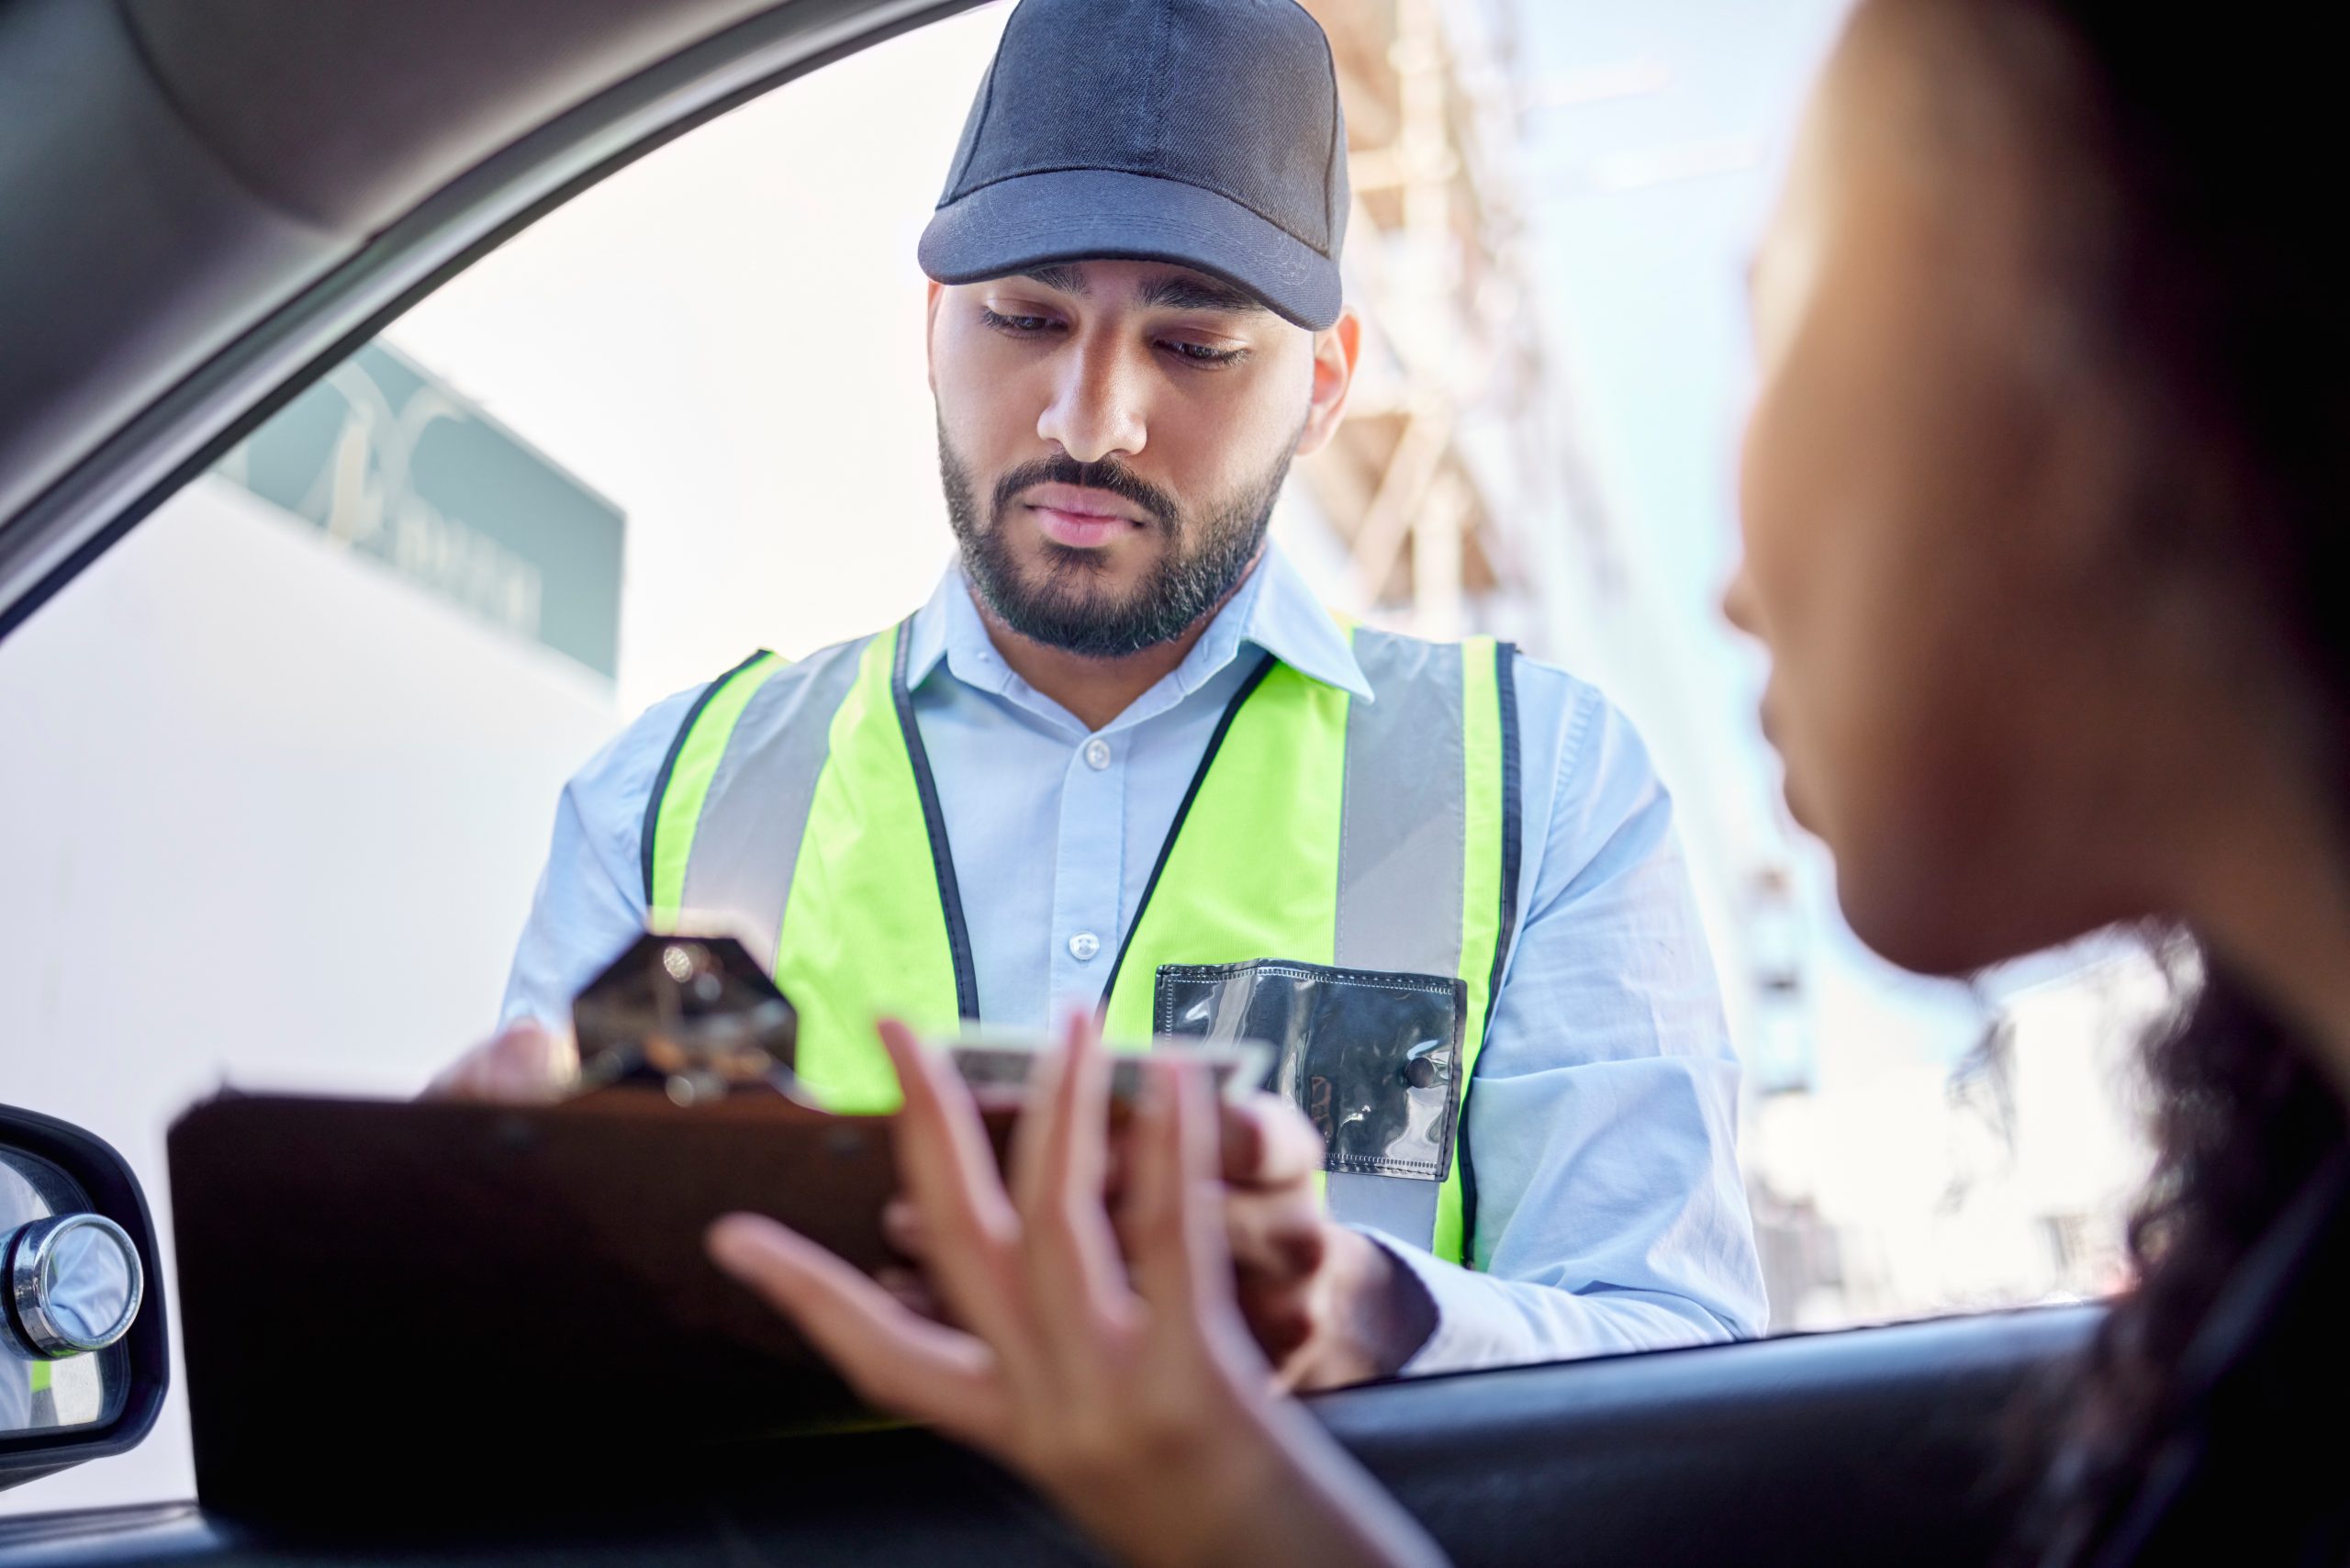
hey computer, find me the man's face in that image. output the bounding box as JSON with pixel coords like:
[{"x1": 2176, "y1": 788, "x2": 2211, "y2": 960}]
[{"x1": 928, "y1": 260, "x2": 1351, "y2": 657}]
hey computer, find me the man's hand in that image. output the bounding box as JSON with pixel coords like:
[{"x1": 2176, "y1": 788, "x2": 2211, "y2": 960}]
[
  {"x1": 420, "y1": 1019, "x2": 579, "y2": 1103},
  {"x1": 886, "y1": 1086, "x2": 1437, "y2": 1389},
  {"x1": 1215, "y1": 1093, "x2": 1436, "y2": 1390}
]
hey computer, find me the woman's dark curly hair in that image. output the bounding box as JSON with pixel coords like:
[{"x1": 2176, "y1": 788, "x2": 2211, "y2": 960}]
[
  {"x1": 1897, "y1": 0, "x2": 2350, "y2": 1562},
  {"x1": 2020, "y1": 962, "x2": 2347, "y2": 1563}
]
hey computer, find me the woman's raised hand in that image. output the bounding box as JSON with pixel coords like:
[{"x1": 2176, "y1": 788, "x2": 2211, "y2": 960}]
[{"x1": 705, "y1": 1012, "x2": 1443, "y2": 1568}]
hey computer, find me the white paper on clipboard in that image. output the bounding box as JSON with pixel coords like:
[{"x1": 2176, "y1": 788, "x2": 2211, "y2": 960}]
[{"x1": 944, "y1": 1026, "x2": 1272, "y2": 1104}]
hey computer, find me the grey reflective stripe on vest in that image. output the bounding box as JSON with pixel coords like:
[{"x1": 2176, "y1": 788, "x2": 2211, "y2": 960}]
[
  {"x1": 1326, "y1": 629, "x2": 1466, "y2": 1249},
  {"x1": 676, "y1": 635, "x2": 872, "y2": 970},
  {"x1": 1335, "y1": 630, "x2": 1467, "y2": 976},
  {"x1": 671, "y1": 622, "x2": 1480, "y2": 1251}
]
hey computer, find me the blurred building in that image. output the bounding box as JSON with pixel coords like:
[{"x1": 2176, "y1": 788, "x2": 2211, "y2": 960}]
[
  {"x1": 1284, "y1": 0, "x2": 1616, "y2": 652},
  {"x1": 1294, "y1": 0, "x2": 2158, "y2": 1336},
  {"x1": 1749, "y1": 948, "x2": 2160, "y2": 1329}
]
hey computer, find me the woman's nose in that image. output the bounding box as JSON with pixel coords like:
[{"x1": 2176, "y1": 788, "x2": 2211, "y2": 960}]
[{"x1": 1721, "y1": 563, "x2": 1762, "y2": 639}]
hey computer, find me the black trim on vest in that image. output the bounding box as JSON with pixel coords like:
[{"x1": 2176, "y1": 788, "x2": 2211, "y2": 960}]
[
  {"x1": 1457, "y1": 641, "x2": 1523, "y2": 1266},
  {"x1": 891, "y1": 618, "x2": 981, "y2": 1024},
  {"x1": 1097, "y1": 654, "x2": 1278, "y2": 1014},
  {"x1": 640, "y1": 648, "x2": 775, "y2": 905}
]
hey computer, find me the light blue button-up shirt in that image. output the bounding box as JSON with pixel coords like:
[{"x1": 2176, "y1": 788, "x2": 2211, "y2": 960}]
[{"x1": 501, "y1": 545, "x2": 1766, "y2": 1372}]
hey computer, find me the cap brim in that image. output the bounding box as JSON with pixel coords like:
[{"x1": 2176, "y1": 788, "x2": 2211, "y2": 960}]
[{"x1": 918, "y1": 168, "x2": 1341, "y2": 331}]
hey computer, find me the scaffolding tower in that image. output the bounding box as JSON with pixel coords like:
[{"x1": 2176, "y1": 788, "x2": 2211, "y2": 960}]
[{"x1": 1295, "y1": 0, "x2": 1622, "y2": 646}]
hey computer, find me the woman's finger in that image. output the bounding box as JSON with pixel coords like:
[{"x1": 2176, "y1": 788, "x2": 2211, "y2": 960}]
[
  {"x1": 1125, "y1": 1061, "x2": 1251, "y2": 1359},
  {"x1": 1009, "y1": 1011, "x2": 1132, "y2": 1333},
  {"x1": 706, "y1": 1212, "x2": 1004, "y2": 1444},
  {"x1": 1004, "y1": 1015, "x2": 1070, "y2": 1218},
  {"x1": 875, "y1": 1020, "x2": 1035, "y2": 1359},
  {"x1": 882, "y1": 1196, "x2": 928, "y2": 1260}
]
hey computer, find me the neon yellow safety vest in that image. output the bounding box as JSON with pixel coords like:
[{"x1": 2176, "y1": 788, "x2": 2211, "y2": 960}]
[{"x1": 643, "y1": 618, "x2": 1520, "y2": 1266}]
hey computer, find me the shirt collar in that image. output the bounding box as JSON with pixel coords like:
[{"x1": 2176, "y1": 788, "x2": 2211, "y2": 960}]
[
  {"x1": 903, "y1": 542, "x2": 1373, "y2": 703},
  {"x1": 1223, "y1": 543, "x2": 1373, "y2": 700}
]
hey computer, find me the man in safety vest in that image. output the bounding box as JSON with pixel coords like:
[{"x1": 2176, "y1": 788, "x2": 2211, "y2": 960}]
[{"x1": 442, "y1": 0, "x2": 1765, "y2": 1385}]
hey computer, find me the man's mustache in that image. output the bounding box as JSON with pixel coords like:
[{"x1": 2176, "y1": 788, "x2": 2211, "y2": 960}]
[{"x1": 991, "y1": 455, "x2": 1180, "y2": 532}]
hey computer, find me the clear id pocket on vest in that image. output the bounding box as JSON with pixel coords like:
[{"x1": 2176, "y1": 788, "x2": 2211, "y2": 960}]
[{"x1": 1154, "y1": 960, "x2": 1467, "y2": 1181}]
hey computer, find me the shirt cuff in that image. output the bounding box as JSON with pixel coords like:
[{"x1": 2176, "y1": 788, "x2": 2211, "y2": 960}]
[{"x1": 1356, "y1": 1226, "x2": 1555, "y2": 1377}]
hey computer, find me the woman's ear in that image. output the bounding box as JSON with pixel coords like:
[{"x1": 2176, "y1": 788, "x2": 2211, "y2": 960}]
[{"x1": 1295, "y1": 306, "x2": 1363, "y2": 458}]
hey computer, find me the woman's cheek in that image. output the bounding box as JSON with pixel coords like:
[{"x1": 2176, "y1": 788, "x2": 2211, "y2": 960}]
[
  {"x1": 1742, "y1": 361, "x2": 1898, "y2": 853},
  {"x1": 1736, "y1": 383, "x2": 1819, "y2": 669}
]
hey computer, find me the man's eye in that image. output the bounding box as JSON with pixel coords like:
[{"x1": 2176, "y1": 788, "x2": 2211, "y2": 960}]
[
  {"x1": 980, "y1": 308, "x2": 1057, "y2": 335},
  {"x1": 1163, "y1": 339, "x2": 1245, "y2": 367}
]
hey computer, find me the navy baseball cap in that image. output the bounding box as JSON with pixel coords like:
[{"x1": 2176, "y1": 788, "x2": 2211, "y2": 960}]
[{"x1": 918, "y1": 0, "x2": 1350, "y2": 331}]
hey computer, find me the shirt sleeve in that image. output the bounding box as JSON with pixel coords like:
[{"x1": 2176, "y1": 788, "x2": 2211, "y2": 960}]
[
  {"x1": 1375, "y1": 666, "x2": 1768, "y2": 1374},
  {"x1": 497, "y1": 684, "x2": 709, "y2": 1033}
]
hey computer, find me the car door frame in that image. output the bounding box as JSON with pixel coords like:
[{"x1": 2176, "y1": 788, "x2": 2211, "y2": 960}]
[
  {"x1": 0, "y1": 0, "x2": 983, "y2": 644},
  {"x1": 0, "y1": 3, "x2": 2102, "y2": 1560}
]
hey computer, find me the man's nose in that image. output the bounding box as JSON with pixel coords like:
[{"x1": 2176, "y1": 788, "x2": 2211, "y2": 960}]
[{"x1": 1036, "y1": 339, "x2": 1147, "y2": 464}]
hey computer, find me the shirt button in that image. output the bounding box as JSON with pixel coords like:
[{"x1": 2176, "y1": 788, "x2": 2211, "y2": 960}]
[
  {"x1": 1068, "y1": 933, "x2": 1101, "y2": 962},
  {"x1": 1082, "y1": 737, "x2": 1113, "y2": 770}
]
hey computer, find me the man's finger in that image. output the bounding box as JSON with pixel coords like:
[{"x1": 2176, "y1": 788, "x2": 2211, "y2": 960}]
[
  {"x1": 707, "y1": 1213, "x2": 1002, "y2": 1443},
  {"x1": 1224, "y1": 1186, "x2": 1328, "y2": 1282},
  {"x1": 421, "y1": 1021, "x2": 578, "y2": 1103},
  {"x1": 1233, "y1": 1269, "x2": 1318, "y2": 1374},
  {"x1": 1219, "y1": 1092, "x2": 1326, "y2": 1187}
]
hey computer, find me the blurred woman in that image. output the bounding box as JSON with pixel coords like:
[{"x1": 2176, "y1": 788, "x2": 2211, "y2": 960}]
[{"x1": 709, "y1": 0, "x2": 2350, "y2": 1562}]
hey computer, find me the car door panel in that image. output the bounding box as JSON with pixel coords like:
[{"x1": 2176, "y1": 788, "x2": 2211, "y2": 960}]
[{"x1": 0, "y1": 1307, "x2": 2092, "y2": 1568}]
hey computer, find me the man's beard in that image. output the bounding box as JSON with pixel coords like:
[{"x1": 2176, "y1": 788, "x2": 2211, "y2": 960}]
[{"x1": 938, "y1": 420, "x2": 1297, "y2": 659}]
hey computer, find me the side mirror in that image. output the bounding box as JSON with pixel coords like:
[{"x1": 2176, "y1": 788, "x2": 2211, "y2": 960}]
[{"x1": 0, "y1": 1103, "x2": 167, "y2": 1495}]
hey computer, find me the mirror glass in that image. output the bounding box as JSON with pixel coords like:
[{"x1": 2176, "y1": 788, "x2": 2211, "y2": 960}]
[
  {"x1": 0, "y1": 1153, "x2": 130, "y2": 1435},
  {"x1": 30, "y1": 1219, "x2": 139, "y2": 1350}
]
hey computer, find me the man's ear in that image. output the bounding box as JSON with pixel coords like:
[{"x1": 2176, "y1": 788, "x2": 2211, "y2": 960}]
[
  {"x1": 1295, "y1": 306, "x2": 1363, "y2": 458},
  {"x1": 925, "y1": 280, "x2": 945, "y2": 395}
]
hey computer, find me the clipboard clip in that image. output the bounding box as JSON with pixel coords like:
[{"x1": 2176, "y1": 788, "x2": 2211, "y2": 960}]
[{"x1": 569, "y1": 933, "x2": 800, "y2": 1106}]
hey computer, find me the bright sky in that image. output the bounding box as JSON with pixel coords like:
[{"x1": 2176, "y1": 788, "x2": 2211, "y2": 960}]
[{"x1": 388, "y1": 6, "x2": 1016, "y2": 714}]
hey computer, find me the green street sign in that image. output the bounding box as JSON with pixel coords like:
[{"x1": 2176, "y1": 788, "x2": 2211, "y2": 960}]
[{"x1": 217, "y1": 341, "x2": 625, "y2": 678}]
